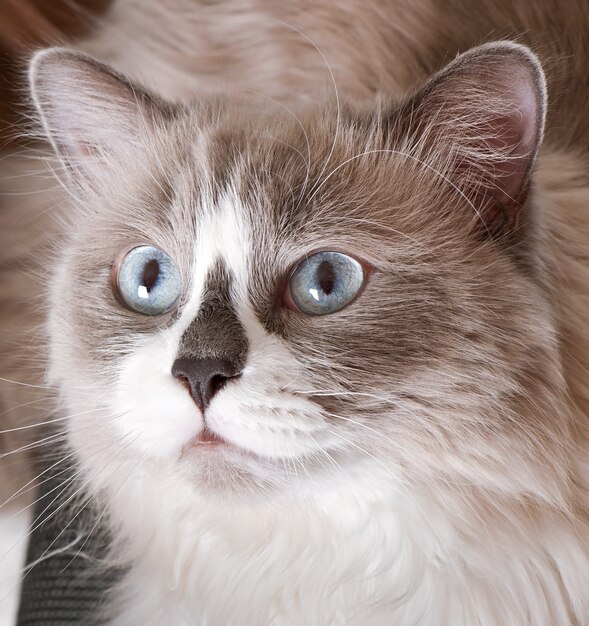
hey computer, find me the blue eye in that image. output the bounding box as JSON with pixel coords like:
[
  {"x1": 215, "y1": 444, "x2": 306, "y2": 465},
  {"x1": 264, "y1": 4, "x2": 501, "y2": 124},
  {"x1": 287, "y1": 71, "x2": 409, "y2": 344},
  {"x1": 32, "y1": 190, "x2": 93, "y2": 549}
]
[
  {"x1": 113, "y1": 245, "x2": 182, "y2": 315},
  {"x1": 287, "y1": 251, "x2": 365, "y2": 315}
]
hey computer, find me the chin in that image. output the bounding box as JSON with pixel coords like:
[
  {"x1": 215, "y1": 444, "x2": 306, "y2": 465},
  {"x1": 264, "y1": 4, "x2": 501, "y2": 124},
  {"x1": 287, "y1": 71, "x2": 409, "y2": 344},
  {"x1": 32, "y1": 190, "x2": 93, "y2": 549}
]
[
  {"x1": 179, "y1": 447, "x2": 272, "y2": 500},
  {"x1": 175, "y1": 433, "x2": 338, "y2": 504}
]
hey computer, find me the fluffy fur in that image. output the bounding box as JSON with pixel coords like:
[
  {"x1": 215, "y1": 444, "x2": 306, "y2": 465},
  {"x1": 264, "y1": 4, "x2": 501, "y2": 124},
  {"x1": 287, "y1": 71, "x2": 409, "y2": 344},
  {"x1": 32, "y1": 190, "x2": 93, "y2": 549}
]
[
  {"x1": 0, "y1": 154, "x2": 64, "y2": 503},
  {"x1": 3, "y1": 0, "x2": 589, "y2": 624}
]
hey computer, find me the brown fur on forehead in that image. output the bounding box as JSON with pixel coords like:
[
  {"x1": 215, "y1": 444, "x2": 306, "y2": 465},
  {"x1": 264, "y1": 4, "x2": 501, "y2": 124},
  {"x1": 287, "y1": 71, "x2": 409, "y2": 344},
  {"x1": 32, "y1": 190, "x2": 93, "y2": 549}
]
[
  {"x1": 199, "y1": 95, "x2": 522, "y2": 267},
  {"x1": 66, "y1": 86, "x2": 501, "y2": 253}
]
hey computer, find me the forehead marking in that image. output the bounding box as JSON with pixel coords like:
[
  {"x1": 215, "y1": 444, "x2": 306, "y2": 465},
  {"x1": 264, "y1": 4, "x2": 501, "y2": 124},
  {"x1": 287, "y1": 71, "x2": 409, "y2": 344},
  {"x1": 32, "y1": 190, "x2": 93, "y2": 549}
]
[
  {"x1": 177, "y1": 260, "x2": 249, "y2": 364},
  {"x1": 175, "y1": 190, "x2": 251, "y2": 337}
]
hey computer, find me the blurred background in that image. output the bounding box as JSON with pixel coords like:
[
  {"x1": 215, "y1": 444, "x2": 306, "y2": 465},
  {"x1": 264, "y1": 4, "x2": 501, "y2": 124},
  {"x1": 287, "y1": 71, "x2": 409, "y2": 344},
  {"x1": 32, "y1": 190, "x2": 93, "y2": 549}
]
[
  {"x1": 0, "y1": 3, "x2": 110, "y2": 623},
  {"x1": 0, "y1": 0, "x2": 112, "y2": 146}
]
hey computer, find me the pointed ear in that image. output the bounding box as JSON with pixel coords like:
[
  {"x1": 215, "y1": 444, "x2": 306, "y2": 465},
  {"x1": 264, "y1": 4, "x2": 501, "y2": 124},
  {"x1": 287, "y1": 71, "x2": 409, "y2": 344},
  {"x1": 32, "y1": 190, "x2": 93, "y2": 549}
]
[
  {"x1": 28, "y1": 48, "x2": 169, "y2": 183},
  {"x1": 403, "y1": 41, "x2": 546, "y2": 234}
]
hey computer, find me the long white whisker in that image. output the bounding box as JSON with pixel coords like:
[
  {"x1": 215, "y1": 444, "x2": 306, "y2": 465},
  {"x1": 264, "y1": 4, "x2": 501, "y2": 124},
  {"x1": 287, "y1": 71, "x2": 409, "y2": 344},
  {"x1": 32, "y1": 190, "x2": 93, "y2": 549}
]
[
  {"x1": 322, "y1": 427, "x2": 399, "y2": 482},
  {"x1": 307, "y1": 148, "x2": 488, "y2": 232},
  {"x1": 291, "y1": 388, "x2": 400, "y2": 408},
  {"x1": 0, "y1": 406, "x2": 108, "y2": 436},
  {"x1": 271, "y1": 19, "x2": 341, "y2": 200},
  {"x1": 0, "y1": 376, "x2": 55, "y2": 390},
  {"x1": 23, "y1": 434, "x2": 142, "y2": 576},
  {"x1": 59, "y1": 448, "x2": 146, "y2": 573},
  {"x1": 0, "y1": 431, "x2": 67, "y2": 461},
  {"x1": 0, "y1": 448, "x2": 81, "y2": 513}
]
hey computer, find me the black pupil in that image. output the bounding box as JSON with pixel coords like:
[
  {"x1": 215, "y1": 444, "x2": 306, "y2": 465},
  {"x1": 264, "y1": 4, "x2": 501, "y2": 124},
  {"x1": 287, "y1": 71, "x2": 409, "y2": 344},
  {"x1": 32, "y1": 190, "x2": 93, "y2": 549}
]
[
  {"x1": 141, "y1": 259, "x2": 160, "y2": 293},
  {"x1": 316, "y1": 260, "x2": 336, "y2": 295}
]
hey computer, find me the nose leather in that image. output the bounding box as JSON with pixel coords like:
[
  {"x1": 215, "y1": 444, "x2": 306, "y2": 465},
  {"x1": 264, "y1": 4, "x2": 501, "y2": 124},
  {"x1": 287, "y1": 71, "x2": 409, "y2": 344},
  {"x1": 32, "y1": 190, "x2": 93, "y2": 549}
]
[{"x1": 172, "y1": 356, "x2": 241, "y2": 412}]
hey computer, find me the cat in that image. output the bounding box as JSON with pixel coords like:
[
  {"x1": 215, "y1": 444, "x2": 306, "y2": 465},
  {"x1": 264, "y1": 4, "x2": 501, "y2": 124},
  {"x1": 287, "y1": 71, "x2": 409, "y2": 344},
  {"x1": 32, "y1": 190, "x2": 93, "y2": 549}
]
[{"x1": 9, "y1": 0, "x2": 589, "y2": 623}]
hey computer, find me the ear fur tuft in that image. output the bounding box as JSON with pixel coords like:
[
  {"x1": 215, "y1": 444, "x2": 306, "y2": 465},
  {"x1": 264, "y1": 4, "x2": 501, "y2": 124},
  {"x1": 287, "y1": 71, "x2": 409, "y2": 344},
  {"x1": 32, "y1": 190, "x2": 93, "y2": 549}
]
[
  {"x1": 403, "y1": 41, "x2": 547, "y2": 232},
  {"x1": 29, "y1": 47, "x2": 167, "y2": 183}
]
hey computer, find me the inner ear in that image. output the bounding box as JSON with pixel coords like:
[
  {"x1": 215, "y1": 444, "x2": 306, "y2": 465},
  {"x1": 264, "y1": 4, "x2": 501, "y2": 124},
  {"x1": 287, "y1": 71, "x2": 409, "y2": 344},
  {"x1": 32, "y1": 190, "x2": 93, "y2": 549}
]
[
  {"x1": 401, "y1": 41, "x2": 546, "y2": 234},
  {"x1": 28, "y1": 47, "x2": 170, "y2": 184}
]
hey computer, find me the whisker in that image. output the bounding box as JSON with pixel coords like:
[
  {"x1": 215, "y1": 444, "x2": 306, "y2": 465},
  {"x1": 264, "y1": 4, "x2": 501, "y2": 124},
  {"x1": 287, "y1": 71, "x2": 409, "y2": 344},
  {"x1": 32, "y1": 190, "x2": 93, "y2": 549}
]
[
  {"x1": 0, "y1": 406, "x2": 109, "y2": 436},
  {"x1": 0, "y1": 413, "x2": 130, "y2": 518},
  {"x1": 2, "y1": 427, "x2": 139, "y2": 559},
  {"x1": 0, "y1": 430, "x2": 68, "y2": 461},
  {"x1": 324, "y1": 411, "x2": 401, "y2": 449},
  {"x1": 59, "y1": 448, "x2": 145, "y2": 573},
  {"x1": 322, "y1": 427, "x2": 399, "y2": 483},
  {"x1": 243, "y1": 89, "x2": 312, "y2": 210},
  {"x1": 25, "y1": 434, "x2": 142, "y2": 576},
  {"x1": 290, "y1": 388, "x2": 400, "y2": 408},
  {"x1": 0, "y1": 448, "x2": 81, "y2": 513},
  {"x1": 1, "y1": 434, "x2": 141, "y2": 606},
  {"x1": 271, "y1": 19, "x2": 341, "y2": 202},
  {"x1": 307, "y1": 148, "x2": 489, "y2": 234},
  {"x1": 0, "y1": 376, "x2": 56, "y2": 390}
]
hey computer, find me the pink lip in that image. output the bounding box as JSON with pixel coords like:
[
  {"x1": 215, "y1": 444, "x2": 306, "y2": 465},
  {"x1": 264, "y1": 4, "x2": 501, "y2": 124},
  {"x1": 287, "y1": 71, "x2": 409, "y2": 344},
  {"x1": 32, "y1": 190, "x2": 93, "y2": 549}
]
[
  {"x1": 181, "y1": 427, "x2": 260, "y2": 461},
  {"x1": 197, "y1": 427, "x2": 226, "y2": 446},
  {"x1": 181, "y1": 427, "x2": 228, "y2": 455}
]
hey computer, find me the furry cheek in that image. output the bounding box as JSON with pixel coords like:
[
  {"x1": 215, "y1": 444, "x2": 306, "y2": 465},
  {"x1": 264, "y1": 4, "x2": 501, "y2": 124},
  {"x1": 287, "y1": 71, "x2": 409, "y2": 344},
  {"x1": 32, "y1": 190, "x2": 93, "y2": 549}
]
[
  {"x1": 207, "y1": 385, "x2": 330, "y2": 459},
  {"x1": 113, "y1": 334, "x2": 202, "y2": 459},
  {"x1": 205, "y1": 328, "x2": 336, "y2": 460}
]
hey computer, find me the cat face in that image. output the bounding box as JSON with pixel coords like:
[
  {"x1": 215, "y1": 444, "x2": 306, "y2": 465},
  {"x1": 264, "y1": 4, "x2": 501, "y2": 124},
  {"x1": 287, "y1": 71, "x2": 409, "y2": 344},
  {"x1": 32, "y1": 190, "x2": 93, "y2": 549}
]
[{"x1": 30, "y1": 43, "x2": 568, "y2": 501}]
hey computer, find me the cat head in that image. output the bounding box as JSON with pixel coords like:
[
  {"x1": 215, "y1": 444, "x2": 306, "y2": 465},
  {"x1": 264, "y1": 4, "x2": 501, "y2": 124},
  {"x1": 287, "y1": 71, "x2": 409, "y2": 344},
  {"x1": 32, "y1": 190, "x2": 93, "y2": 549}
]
[{"x1": 29, "y1": 42, "x2": 568, "y2": 504}]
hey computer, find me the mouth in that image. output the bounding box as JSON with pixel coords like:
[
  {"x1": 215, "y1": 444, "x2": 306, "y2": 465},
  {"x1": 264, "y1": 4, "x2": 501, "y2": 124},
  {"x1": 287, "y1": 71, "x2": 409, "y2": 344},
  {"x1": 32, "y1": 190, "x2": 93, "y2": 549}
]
[
  {"x1": 183, "y1": 426, "x2": 227, "y2": 452},
  {"x1": 180, "y1": 425, "x2": 270, "y2": 468}
]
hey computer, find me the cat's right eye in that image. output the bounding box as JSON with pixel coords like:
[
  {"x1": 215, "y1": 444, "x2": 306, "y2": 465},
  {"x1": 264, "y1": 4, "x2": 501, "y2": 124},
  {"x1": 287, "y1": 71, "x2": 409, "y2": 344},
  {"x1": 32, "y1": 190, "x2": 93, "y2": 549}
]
[{"x1": 112, "y1": 245, "x2": 182, "y2": 315}]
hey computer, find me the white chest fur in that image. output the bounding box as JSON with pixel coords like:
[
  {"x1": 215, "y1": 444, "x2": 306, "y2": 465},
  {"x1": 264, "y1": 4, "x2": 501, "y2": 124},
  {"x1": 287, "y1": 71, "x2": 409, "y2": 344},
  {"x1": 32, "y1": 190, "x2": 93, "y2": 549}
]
[{"x1": 100, "y1": 463, "x2": 588, "y2": 626}]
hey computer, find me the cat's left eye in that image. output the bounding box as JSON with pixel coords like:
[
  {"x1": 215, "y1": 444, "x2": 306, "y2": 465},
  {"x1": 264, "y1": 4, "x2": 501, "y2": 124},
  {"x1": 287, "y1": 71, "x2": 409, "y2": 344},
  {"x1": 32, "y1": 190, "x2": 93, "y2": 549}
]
[
  {"x1": 112, "y1": 245, "x2": 182, "y2": 315},
  {"x1": 285, "y1": 251, "x2": 366, "y2": 316}
]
